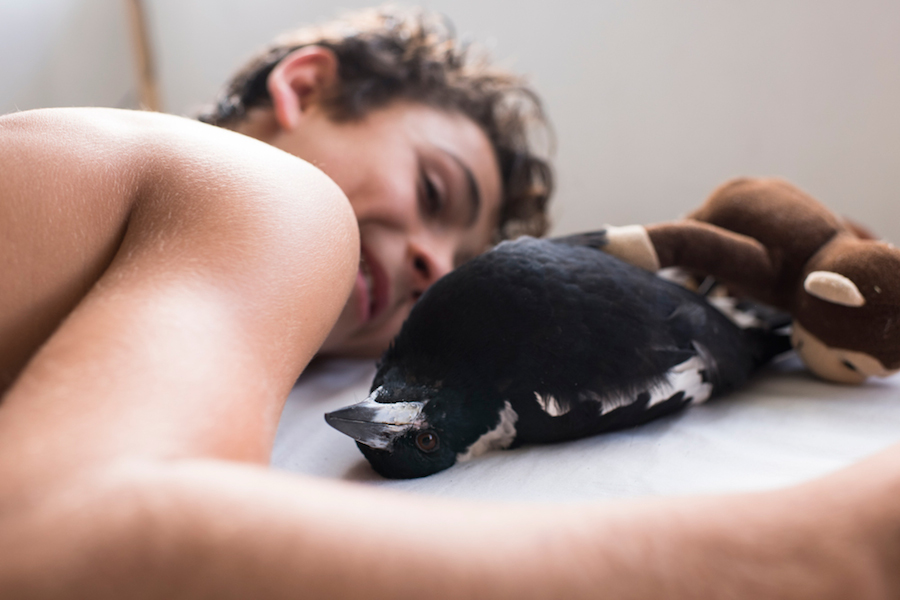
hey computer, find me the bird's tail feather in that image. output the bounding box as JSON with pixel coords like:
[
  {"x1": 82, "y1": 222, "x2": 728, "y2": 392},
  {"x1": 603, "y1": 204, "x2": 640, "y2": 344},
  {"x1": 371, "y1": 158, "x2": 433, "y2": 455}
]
[{"x1": 743, "y1": 326, "x2": 793, "y2": 369}]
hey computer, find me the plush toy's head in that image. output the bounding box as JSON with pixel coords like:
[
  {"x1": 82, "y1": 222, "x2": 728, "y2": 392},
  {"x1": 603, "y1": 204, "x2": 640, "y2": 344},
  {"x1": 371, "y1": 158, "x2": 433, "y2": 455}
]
[{"x1": 792, "y1": 235, "x2": 900, "y2": 383}]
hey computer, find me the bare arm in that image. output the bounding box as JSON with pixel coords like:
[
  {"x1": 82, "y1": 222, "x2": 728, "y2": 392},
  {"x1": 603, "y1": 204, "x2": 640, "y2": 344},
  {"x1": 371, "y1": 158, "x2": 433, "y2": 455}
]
[{"x1": 1, "y1": 442, "x2": 898, "y2": 599}]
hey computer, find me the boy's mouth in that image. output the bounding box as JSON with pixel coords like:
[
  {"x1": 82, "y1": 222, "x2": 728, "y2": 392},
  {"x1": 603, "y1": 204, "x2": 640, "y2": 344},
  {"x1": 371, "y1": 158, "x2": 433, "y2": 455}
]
[{"x1": 358, "y1": 247, "x2": 389, "y2": 324}]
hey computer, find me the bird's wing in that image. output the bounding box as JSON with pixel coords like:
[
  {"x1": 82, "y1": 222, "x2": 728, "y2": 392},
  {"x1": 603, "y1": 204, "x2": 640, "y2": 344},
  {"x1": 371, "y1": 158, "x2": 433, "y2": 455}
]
[
  {"x1": 503, "y1": 247, "x2": 728, "y2": 444},
  {"x1": 513, "y1": 337, "x2": 716, "y2": 445}
]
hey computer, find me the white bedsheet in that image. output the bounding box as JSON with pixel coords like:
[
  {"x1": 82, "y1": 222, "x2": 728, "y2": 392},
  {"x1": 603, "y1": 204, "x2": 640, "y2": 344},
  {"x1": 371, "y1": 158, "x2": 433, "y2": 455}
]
[{"x1": 271, "y1": 354, "x2": 900, "y2": 502}]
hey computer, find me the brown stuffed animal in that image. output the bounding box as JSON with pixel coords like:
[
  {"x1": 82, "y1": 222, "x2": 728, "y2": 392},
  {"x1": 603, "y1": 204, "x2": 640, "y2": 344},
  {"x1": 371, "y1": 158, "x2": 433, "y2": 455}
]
[{"x1": 602, "y1": 177, "x2": 900, "y2": 383}]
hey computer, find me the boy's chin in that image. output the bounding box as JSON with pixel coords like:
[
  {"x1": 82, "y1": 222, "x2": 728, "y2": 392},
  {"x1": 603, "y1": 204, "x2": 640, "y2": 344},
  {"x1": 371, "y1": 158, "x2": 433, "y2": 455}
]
[{"x1": 318, "y1": 295, "x2": 409, "y2": 358}]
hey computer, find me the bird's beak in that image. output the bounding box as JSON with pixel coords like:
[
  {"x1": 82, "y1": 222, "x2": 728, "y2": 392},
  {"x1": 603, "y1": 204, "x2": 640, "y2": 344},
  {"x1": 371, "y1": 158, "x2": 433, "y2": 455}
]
[{"x1": 325, "y1": 388, "x2": 424, "y2": 450}]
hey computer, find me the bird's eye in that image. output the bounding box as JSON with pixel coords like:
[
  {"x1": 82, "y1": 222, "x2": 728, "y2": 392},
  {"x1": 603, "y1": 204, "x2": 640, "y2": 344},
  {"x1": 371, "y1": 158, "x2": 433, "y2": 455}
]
[{"x1": 415, "y1": 431, "x2": 439, "y2": 453}]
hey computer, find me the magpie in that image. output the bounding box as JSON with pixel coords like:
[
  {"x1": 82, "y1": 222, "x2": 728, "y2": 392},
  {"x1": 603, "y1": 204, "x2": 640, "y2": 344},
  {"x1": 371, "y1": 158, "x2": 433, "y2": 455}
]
[{"x1": 325, "y1": 233, "x2": 790, "y2": 479}]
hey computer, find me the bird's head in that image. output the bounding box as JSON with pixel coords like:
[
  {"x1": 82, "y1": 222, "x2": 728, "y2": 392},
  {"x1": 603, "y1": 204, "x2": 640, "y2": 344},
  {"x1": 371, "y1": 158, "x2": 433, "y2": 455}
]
[{"x1": 325, "y1": 368, "x2": 510, "y2": 478}]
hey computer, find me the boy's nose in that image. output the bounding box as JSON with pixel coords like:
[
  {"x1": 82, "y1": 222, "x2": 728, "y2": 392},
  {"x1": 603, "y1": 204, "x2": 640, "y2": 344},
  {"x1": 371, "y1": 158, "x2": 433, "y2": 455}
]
[{"x1": 409, "y1": 240, "x2": 454, "y2": 299}]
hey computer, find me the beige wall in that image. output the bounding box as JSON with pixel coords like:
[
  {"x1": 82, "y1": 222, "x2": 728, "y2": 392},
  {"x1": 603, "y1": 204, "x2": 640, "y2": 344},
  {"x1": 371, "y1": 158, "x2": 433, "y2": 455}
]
[
  {"x1": 0, "y1": 0, "x2": 135, "y2": 112},
  {"x1": 3, "y1": 0, "x2": 899, "y2": 242}
]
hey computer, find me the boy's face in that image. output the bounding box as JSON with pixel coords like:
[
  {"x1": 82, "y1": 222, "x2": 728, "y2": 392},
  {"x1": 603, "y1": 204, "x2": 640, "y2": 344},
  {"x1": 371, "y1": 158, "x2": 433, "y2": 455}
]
[{"x1": 263, "y1": 101, "x2": 502, "y2": 357}]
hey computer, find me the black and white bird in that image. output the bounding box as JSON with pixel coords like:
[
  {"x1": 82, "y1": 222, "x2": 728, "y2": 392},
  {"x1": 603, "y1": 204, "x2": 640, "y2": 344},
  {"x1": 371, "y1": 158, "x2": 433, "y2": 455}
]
[{"x1": 325, "y1": 233, "x2": 790, "y2": 479}]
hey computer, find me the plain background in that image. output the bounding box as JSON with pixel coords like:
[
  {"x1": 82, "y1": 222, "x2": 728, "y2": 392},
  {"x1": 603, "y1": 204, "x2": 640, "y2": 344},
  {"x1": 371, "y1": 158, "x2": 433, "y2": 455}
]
[{"x1": 2, "y1": 0, "x2": 899, "y2": 242}]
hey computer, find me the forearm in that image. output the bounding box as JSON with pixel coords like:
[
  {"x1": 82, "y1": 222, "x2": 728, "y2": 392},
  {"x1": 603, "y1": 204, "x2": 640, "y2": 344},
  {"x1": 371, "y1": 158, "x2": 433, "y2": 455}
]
[
  {"x1": 583, "y1": 484, "x2": 891, "y2": 599},
  {"x1": 1, "y1": 459, "x2": 554, "y2": 599},
  {"x1": 3, "y1": 448, "x2": 897, "y2": 600}
]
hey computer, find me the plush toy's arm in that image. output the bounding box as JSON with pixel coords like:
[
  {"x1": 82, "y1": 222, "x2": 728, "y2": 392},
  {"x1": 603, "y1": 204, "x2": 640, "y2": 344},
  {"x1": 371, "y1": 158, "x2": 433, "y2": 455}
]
[
  {"x1": 603, "y1": 222, "x2": 777, "y2": 294},
  {"x1": 840, "y1": 217, "x2": 877, "y2": 241}
]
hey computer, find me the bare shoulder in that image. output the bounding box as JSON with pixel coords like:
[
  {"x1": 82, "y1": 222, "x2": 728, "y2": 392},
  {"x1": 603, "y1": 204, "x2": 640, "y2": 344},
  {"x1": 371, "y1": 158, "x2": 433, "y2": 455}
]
[
  {"x1": 1, "y1": 107, "x2": 357, "y2": 246},
  {"x1": 1, "y1": 107, "x2": 357, "y2": 262},
  {"x1": 0, "y1": 108, "x2": 358, "y2": 393}
]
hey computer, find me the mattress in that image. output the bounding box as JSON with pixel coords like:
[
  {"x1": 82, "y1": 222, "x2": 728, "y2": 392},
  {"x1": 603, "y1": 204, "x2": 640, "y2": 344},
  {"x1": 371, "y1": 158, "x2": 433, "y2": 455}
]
[{"x1": 271, "y1": 354, "x2": 900, "y2": 502}]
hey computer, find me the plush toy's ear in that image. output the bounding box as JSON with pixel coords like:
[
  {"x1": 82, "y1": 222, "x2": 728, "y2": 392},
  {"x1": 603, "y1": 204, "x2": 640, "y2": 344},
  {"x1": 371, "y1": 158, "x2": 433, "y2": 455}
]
[{"x1": 804, "y1": 271, "x2": 866, "y2": 307}]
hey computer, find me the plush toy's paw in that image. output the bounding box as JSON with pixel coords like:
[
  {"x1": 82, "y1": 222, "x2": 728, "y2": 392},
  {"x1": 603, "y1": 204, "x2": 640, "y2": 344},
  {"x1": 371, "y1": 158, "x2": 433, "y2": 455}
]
[
  {"x1": 601, "y1": 225, "x2": 661, "y2": 272},
  {"x1": 791, "y1": 321, "x2": 898, "y2": 384}
]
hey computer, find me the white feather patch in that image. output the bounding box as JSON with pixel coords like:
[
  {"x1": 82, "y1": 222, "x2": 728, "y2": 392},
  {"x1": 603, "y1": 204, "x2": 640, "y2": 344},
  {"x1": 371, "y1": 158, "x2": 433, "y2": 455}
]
[
  {"x1": 579, "y1": 389, "x2": 635, "y2": 416},
  {"x1": 456, "y1": 401, "x2": 519, "y2": 462},
  {"x1": 534, "y1": 392, "x2": 570, "y2": 416},
  {"x1": 579, "y1": 344, "x2": 715, "y2": 414},
  {"x1": 706, "y1": 295, "x2": 765, "y2": 329},
  {"x1": 647, "y1": 354, "x2": 713, "y2": 408}
]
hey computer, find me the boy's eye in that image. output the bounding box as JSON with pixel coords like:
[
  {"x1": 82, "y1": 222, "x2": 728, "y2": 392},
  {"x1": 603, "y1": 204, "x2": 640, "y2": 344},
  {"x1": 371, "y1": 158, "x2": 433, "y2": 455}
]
[
  {"x1": 841, "y1": 359, "x2": 859, "y2": 372},
  {"x1": 420, "y1": 169, "x2": 443, "y2": 216}
]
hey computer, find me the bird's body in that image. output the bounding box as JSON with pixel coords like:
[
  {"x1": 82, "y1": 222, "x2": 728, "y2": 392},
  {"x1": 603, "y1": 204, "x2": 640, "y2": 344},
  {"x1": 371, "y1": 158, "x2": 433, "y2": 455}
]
[{"x1": 326, "y1": 233, "x2": 790, "y2": 478}]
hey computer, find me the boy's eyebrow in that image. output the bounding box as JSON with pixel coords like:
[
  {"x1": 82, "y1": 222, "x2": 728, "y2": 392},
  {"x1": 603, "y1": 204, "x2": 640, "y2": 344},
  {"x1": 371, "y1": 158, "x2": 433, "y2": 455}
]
[{"x1": 444, "y1": 151, "x2": 481, "y2": 227}]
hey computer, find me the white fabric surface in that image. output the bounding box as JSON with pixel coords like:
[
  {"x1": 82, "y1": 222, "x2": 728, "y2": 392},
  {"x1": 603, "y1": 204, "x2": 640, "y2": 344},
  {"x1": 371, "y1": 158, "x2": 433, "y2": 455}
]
[{"x1": 271, "y1": 354, "x2": 900, "y2": 502}]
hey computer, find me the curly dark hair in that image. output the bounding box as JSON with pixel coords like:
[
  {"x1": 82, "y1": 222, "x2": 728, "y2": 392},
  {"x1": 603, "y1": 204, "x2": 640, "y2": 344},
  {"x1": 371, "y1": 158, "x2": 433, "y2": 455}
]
[{"x1": 198, "y1": 6, "x2": 553, "y2": 240}]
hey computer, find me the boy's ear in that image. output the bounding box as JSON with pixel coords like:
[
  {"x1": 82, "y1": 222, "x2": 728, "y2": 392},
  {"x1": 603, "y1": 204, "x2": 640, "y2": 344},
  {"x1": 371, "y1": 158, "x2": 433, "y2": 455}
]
[{"x1": 267, "y1": 45, "x2": 338, "y2": 131}]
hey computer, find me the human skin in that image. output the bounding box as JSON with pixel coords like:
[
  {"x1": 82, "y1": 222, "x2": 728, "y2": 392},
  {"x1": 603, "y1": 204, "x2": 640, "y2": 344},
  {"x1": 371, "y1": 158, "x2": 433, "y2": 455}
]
[
  {"x1": 1, "y1": 67, "x2": 900, "y2": 600},
  {"x1": 0, "y1": 106, "x2": 359, "y2": 456}
]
